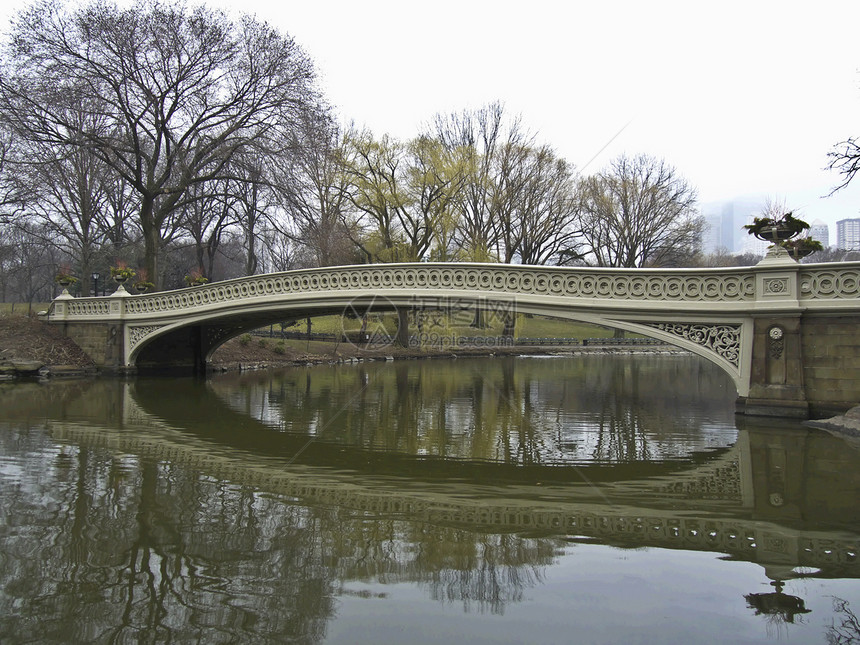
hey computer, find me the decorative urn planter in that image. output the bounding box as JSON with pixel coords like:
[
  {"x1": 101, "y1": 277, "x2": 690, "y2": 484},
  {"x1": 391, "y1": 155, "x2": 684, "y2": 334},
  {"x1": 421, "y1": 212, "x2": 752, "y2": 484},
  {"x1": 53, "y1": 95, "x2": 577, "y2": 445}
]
[
  {"x1": 54, "y1": 271, "x2": 78, "y2": 293},
  {"x1": 184, "y1": 272, "x2": 209, "y2": 287},
  {"x1": 110, "y1": 264, "x2": 136, "y2": 285},
  {"x1": 134, "y1": 282, "x2": 154, "y2": 293},
  {"x1": 743, "y1": 212, "x2": 811, "y2": 253},
  {"x1": 782, "y1": 238, "x2": 823, "y2": 261},
  {"x1": 753, "y1": 224, "x2": 796, "y2": 243}
]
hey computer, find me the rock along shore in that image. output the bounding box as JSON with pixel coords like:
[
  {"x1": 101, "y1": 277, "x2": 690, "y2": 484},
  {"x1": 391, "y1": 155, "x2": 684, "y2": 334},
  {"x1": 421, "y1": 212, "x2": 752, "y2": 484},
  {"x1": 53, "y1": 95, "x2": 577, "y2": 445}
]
[{"x1": 804, "y1": 406, "x2": 860, "y2": 442}]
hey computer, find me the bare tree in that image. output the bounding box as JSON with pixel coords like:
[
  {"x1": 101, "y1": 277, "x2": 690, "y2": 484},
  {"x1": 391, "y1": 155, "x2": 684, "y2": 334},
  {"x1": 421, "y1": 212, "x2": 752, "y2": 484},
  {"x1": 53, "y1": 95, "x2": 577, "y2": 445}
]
[
  {"x1": 432, "y1": 102, "x2": 533, "y2": 262},
  {"x1": 577, "y1": 154, "x2": 702, "y2": 268},
  {"x1": 270, "y1": 114, "x2": 358, "y2": 268},
  {"x1": 0, "y1": 0, "x2": 318, "y2": 287},
  {"x1": 229, "y1": 153, "x2": 272, "y2": 276},
  {"x1": 498, "y1": 144, "x2": 581, "y2": 266},
  {"x1": 1, "y1": 220, "x2": 58, "y2": 307},
  {"x1": 0, "y1": 127, "x2": 29, "y2": 226},
  {"x1": 434, "y1": 104, "x2": 576, "y2": 332},
  {"x1": 829, "y1": 136, "x2": 860, "y2": 193},
  {"x1": 179, "y1": 179, "x2": 238, "y2": 281},
  {"x1": 15, "y1": 109, "x2": 122, "y2": 295}
]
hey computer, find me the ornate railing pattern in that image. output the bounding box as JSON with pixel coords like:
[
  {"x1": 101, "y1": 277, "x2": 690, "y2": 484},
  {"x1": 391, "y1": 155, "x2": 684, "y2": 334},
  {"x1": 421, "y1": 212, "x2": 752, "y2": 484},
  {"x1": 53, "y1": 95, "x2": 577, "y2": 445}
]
[
  {"x1": 92, "y1": 264, "x2": 765, "y2": 318},
  {"x1": 53, "y1": 262, "x2": 860, "y2": 322},
  {"x1": 800, "y1": 268, "x2": 860, "y2": 299},
  {"x1": 65, "y1": 299, "x2": 112, "y2": 316}
]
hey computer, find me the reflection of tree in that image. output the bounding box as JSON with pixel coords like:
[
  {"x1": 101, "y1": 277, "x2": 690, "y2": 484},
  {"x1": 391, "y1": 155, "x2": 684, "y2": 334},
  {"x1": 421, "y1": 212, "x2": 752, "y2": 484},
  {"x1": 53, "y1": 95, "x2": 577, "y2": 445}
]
[
  {"x1": 211, "y1": 354, "x2": 735, "y2": 469},
  {"x1": 416, "y1": 532, "x2": 552, "y2": 615},
  {"x1": 0, "y1": 433, "x2": 336, "y2": 643},
  {"x1": 0, "y1": 415, "x2": 560, "y2": 641},
  {"x1": 828, "y1": 598, "x2": 860, "y2": 645},
  {"x1": 324, "y1": 514, "x2": 555, "y2": 615},
  {"x1": 592, "y1": 361, "x2": 653, "y2": 463}
]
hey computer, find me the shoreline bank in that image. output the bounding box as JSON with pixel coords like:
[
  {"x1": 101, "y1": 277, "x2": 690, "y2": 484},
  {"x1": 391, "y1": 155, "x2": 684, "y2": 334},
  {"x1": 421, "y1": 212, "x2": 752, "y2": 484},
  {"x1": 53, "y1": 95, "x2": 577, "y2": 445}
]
[{"x1": 0, "y1": 312, "x2": 688, "y2": 380}]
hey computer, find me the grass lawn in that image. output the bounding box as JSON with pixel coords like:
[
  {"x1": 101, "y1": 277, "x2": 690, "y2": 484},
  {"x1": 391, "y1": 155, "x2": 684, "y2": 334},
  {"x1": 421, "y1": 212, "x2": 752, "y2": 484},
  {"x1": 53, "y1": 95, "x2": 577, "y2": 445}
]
[
  {"x1": 259, "y1": 312, "x2": 624, "y2": 340},
  {"x1": 2, "y1": 302, "x2": 632, "y2": 348},
  {"x1": 0, "y1": 303, "x2": 51, "y2": 316}
]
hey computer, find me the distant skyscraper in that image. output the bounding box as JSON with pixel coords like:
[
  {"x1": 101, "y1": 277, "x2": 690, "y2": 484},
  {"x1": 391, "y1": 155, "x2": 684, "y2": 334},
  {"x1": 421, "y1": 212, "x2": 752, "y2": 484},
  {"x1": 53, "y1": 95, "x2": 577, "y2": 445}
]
[
  {"x1": 701, "y1": 213, "x2": 723, "y2": 253},
  {"x1": 836, "y1": 218, "x2": 860, "y2": 250},
  {"x1": 700, "y1": 199, "x2": 760, "y2": 253},
  {"x1": 809, "y1": 219, "x2": 830, "y2": 248},
  {"x1": 729, "y1": 200, "x2": 761, "y2": 252}
]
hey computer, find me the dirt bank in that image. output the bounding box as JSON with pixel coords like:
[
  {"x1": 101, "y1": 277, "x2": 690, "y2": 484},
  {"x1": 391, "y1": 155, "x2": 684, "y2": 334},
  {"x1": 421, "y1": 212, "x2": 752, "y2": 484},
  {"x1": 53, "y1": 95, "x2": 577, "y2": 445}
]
[{"x1": 0, "y1": 314, "x2": 96, "y2": 376}]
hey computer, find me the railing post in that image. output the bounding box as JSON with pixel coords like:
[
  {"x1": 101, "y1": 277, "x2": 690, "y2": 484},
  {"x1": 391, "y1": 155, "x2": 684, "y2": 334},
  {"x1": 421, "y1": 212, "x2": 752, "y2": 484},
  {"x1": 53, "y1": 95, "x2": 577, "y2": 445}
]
[
  {"x1": 49, "y1": 290, "x2": 74, "y2": 321},
  {"x1": 741, "y1": 248, "x2": 809, "y2": 418},
  {"x1": 105, "y1": 284, "x2": 131, "y2": 369}
]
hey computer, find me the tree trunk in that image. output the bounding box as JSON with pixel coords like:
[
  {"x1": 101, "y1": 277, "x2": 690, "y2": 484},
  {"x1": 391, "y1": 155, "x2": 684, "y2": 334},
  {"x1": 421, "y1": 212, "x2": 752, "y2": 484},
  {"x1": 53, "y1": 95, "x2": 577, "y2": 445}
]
[
  {"x1": 471, "y1": 308, "x2": 487, "y2": 329},
  {"x1": 395, "y1": 307, "x2": 410, "y2": 348},
  {"x1": 501, "y1": 308, "x2": 516, "y2": 338},
  {"x1": 246, "y1": 233, "x2": 258, "y2": 275},
  {"x1": 141, "y1": 200, "x2": 161, "y2": 289}
]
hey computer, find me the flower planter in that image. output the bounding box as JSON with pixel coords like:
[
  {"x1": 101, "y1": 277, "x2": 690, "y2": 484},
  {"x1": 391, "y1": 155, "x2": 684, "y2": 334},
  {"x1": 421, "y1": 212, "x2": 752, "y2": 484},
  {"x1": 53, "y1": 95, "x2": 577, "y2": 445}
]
[
  {"x1": 134, "y1": 282, "x2": 154, "y2": 293},
  {"x1": 753, "y1": 224, "x2": 797, "y2": 242}
]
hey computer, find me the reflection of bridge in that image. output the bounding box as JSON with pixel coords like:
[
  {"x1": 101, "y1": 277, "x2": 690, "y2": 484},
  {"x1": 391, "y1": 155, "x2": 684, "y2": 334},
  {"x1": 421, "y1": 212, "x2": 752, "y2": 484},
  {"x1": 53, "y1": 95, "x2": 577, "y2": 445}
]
[
  {"x1": 46, "y1": 380, "x2": 860, "y2": 581},
  {"x1": 45, "y1": 251, "x2": 860, "y2": 417}
]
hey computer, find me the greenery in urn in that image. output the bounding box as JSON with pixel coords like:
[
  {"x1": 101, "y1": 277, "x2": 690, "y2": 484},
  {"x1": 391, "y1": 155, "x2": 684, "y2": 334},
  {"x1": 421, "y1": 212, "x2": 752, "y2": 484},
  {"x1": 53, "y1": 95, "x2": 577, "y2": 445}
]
[
  {"x1": 780, "y1": 236, "x2": 824, "y2": 260},
  {"x1": 742, "y1": 211, "x2": 810, "y2": 242},
  {"x1": 54, "y1": 266, "x2": 78, "y2": 286},
  {"x1": 110, "y1": 261, "x2": 136, "y2": 282},
  {"x1": 184, "y1": 269, "x2": 208, "y2": 286},
  {"x1": 133, "y1": 269, "x2": 155, "y2": 292}
]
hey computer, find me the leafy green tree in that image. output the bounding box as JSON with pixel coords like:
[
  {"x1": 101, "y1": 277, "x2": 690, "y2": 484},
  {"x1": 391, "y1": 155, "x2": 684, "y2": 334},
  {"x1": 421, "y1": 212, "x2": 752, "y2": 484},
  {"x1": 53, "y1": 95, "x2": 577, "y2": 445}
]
[
  {"x1": 344, "y1": 131, "x2": 466, "y2": 264},
  {"x1": 343, "y1": 130, "x2": 467, "y2": 344}
]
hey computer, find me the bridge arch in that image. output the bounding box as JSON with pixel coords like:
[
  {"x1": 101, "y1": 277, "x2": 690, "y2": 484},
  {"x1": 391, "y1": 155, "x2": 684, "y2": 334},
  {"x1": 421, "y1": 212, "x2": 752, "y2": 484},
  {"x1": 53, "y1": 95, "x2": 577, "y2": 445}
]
[{"x1": 123, "y1": 289, "x2": 750, "y2": 393}]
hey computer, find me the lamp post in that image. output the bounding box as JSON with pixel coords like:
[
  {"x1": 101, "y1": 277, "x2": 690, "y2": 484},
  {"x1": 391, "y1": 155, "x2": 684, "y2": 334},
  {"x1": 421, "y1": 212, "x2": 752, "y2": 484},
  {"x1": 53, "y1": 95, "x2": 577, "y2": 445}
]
[{"x1": 91, "y1": 272, "x2": 100, "y2": 297}]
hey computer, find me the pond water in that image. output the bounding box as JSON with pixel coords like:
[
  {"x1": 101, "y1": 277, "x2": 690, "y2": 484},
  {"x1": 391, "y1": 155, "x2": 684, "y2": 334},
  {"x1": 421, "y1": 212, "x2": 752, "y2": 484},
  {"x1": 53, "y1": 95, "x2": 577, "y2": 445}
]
[{"x1": 1, "y1": 354, "x2": 859, "y2": 644}]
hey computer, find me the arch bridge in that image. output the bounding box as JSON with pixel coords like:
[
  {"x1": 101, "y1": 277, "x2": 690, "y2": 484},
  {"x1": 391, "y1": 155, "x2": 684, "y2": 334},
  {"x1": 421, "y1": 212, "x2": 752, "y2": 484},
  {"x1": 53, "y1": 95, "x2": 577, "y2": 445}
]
[{"x1": 45, "y1": 249, "x2": 860, "y2": 418}]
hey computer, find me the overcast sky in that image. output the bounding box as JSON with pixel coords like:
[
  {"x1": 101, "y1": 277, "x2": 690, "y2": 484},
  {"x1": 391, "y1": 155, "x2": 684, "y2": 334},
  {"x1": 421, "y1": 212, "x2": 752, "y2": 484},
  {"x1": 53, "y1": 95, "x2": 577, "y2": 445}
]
[
  {"x1": 229, "y1": 0, "x2": 860, "y2": 230},
  {"x1": 4, "y1": 0, "x2": 860, "y2": 231}
]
